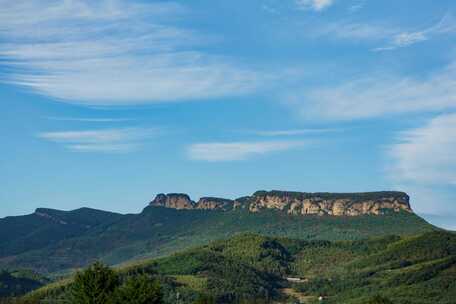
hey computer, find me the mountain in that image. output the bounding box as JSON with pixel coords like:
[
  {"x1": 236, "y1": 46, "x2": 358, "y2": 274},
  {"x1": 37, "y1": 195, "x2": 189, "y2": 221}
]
[
  {"x1": 0, "y1": 191, "x2": 435, "y2": 274},
  {"x1": 149, "y1": 190, "x2": 412, "y2": 215},
  {"x1": 0, "y1": 207, "x2": 123, "y2": 259},
  {"x1": 19, "y1": 231, "x2": 456, "y2": 304}
]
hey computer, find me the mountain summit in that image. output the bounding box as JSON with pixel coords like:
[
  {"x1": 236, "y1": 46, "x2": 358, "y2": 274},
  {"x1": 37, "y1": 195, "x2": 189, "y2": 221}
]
[
  {"x1": 149, "y1": 190, "x2": 412, "y2": 216},
  {"x1": 0, "y1": 190, "x2": 430, "y2": 273}
]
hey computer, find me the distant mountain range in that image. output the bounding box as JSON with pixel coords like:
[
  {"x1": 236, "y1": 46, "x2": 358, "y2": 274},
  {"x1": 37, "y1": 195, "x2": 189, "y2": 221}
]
[{"x1": 0, "y1": 190, "x2": 436, "y2": 274}]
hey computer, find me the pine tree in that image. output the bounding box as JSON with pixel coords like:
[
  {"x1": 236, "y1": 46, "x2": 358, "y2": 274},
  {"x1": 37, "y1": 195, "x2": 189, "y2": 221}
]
[
  {"x1": 112, "y1": 275, "x2": 163, "y2": 304},
  {"x1": 70, "y1": 262, "x2": 119, "y2": 304}
]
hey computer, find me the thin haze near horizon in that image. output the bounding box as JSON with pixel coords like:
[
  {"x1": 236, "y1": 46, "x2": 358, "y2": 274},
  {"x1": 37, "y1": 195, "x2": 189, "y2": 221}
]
[{"x1": 0, "y1": 0, "x2": 455, "y2": 230}]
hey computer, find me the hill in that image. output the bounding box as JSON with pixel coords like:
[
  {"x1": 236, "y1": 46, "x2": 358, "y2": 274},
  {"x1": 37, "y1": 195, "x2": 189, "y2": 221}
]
[
  {"x1": 15, "y1": 231, "x2": 456, "y2": 304},
  {"x1": 0, "y1": 207, "x2": 122, "y2": 259},
  {"x1": 0, "y1": 270, "x2": 49, "y2": 298},
  {"x1": 0, "y1": 191, "x2": 436, "y2": 274}
]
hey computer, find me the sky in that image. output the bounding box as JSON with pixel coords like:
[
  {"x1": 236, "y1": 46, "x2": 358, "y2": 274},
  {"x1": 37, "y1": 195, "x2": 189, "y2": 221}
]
[{"x1": 0, "y1": 0, "x2": 455, "y2": 230}]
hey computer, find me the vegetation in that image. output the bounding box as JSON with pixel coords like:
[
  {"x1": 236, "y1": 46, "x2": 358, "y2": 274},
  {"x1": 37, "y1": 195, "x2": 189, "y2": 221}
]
[
  {"x1": 2, "y1": 263, "x2": 164, "y2": 304},
  {"x1": 70, "y1": 262, "x2": 119, "y2": 304},
  {"x1": 0, "y1": 199, "x2": 447, "y2": 303},
  {"x1": 0, "y1": 270, "x2": 48, "y2": 298},
  {"x1": 291, "y1": 231, "x2": 456, "y2": 303},
  {"x1": 0, "y1": 207, "x2": 435, "y2": 274},
  {"x1": 112, "y1": 274, "x2": 163, "y2": 304},
  {"x1": 367, "y1": 295, "x2": 394, "y2": 304},
  {"x1": 8, "y1": 230, "x2": 456, "y2": 304},
  {"x1": 0, "y1": 208, "x2": 122, "y2": 258}
]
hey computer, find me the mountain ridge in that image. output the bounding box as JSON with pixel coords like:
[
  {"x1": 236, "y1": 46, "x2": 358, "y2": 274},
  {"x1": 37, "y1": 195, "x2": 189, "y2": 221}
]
[
  {"x1": 0, "y1": 190, "x2": 434, "y2": 274},
  {"x1": 149, "y1": 190, "x2": 412, "y2": 216}
]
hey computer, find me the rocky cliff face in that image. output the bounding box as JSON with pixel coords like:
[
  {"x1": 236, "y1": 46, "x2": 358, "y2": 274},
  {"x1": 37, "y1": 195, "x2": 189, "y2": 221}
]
[
  {"x1": 150, "y1": 193, "x2": 195, "y2": 210},
  {"x1": 196, "y1": 197, "x2": 235, "y2": 211},
  {"x1": 249, "y1": 191, "x2": 412, "y2": 216},
  {"x1": 150, "y1": 194, "x2": 235, "y2": 211},
  {"x1": 149, "y1": 190, "x2": 413, "y2": 216}
]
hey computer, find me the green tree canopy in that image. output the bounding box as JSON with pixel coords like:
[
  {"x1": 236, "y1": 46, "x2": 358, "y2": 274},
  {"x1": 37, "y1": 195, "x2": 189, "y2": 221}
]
[
  {"x1": 367, "y1": 295, "x2": 393, "y2": 304},
  {"x1": 71, "y1": 262, "x2": 119, "y2": 304},
  {"x1": 192, "y1": 294, "x2": 215, "y2": 304},
  {"x1": 112, "y1": 275, "x2": 163, "y2": 304}
]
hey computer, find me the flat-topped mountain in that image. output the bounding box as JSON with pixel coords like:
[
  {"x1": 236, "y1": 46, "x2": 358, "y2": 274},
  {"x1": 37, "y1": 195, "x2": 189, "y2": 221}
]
[
  {"x1": 150, "y1": 193, "x2": 236, "y2": 211},
  {"x1": 150, "y1": 190, "x2": 412, "y2": 216},
  {"x1": 0, "y1": 190, "x2": 432, "y2": 274}
]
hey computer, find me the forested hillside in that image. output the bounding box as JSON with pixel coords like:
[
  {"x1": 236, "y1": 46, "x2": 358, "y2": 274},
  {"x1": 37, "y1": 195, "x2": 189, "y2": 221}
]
[
  {"x1": 0, "y1": 206, "x2": 434, "y2": 274},
  {"x1": 0, "y1": 207, "x2": 122, "y2": 259},
  {"x1": 0, "y1": 270, "x2": 48, "y2": 298},
  {"x1": 10, "y1": 231, "x2": 456, "y2": 304}
]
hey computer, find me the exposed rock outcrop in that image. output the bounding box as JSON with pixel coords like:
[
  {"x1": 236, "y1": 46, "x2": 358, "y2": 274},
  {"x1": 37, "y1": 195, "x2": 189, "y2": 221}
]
[
  {"x1": 149, "y1": 190, "x2": 413, "y2": 216},
  {"x1": 249, "y1": 191, "x2": 412, "y2": 216},
  {"x1": 196, "y1": 197, "x2": 234, "y2": 211},
  {"x1": 150, "y1": 193, "x2": 195, "y2": 210},
  {"x1": 34, "y1": 208, "x2": 68, "y2": 225}
]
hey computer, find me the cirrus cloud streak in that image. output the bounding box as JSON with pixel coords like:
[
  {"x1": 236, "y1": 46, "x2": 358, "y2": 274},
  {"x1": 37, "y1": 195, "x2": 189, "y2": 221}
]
[
  {"x1": 38, "y1": 128, "x2": 157, "y2": 153},
  {"x1": 287, "y1": 62, "x2": 456, "y2": 120},
  {"x1": 296, "y1": 0, "x2": 334, "y2": 12},
  {"x1": 0, "y1": 0, "x2": 260, "y2": 105},
  {"x1": 187, "y1": 141, "x2": 305, "y2": 161},
  {"x1": 388, "y1": 113, "x2": 456, "y2": 186}
]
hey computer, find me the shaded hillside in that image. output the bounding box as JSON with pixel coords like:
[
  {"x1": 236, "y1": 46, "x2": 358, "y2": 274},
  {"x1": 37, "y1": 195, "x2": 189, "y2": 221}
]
[
  {"x1": 0, "y1": 270, "x2": 49, "y2": 298},
  {"x1": 0, "y1": 207, "x2": 122, "y2": 259},
  {"x1": 16, "y1": 231, "x2": 456, "y2": 304},
  {"x1": 0, "y1": 206, "x2": 435, "y2": 274}
]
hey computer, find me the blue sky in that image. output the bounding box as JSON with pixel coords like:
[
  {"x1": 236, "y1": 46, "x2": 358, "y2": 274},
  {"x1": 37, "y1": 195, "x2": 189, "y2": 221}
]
[{"x1": 0, "y1": 0, "x2": 455, "y2": 230}]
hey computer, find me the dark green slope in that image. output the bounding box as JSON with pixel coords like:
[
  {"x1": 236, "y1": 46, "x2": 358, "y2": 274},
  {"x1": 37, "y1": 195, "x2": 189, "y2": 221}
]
[
  {"x1": 0, "y1": 270, "x2": 49, "y2": 298},
  {"x1": 0, "y1": 208, "x2": 123, "y2": 269},
  {"x1": 94, "y1": 206, "x2": 436, "y2": 266},
  {"x1": 19, "y1": 231, "x2": 456, "y2": 304},
  {"x1": 153, "y1": 231, "x2": 456, "y2": 303},
  {"x1": 99, "y1": 230, "x2": 456, "y2": 304},
  {"x1": 0, "y1": 206, "x2": 435, "y2": 274},
  {"x1": 292, "y1": 231, "x2": 456, "y2": 303}
]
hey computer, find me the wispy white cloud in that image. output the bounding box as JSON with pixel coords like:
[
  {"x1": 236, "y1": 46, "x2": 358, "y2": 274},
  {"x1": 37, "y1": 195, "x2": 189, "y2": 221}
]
[
  {"x1": 309, "y1": 15, "x2": 456, "y2": 50},
  {"x1": 188, "y1": 141, "x2": 304, "y2": 161},
  {"x1": 67, "y1": 143, "x2": 139, "y2": 153},
  {"x1": 38, "y1": 128, "x2": 157, "y2": 152},
  {"x1": 313, "y1": 22, "x2": 396, "y2": 41},
  {"x1": 387, "y1": 115, "x2": 456, "y2": 215},
  {"x1": 46, "y1": 117, "x2": 134, "y2": 122},
  {"x1": 253, "y1": 129, "x2": 337, "y2": 136},
  {"x1": 286, "y1": 62, "x2": 456, "y2": 120},
  {"x1": 348, "y1": 1, "x2": 364, "y2": 13},
  {"x1": 262, "y1": 4, "x2": 280, "y2": 14},
  {"x1": 388, "y1": 114, "x2": 456, "y2": 186},
  {"x1": 296, "y1": 0, "x2": 334, "y2": 12},
  {"x1": 0, "y1": 0, "x2": 260, "y2": 105},
  {"x1": 374, "y1": 15, "x2": 456, "y2": 51}
]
